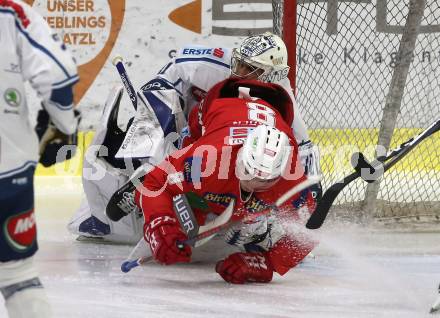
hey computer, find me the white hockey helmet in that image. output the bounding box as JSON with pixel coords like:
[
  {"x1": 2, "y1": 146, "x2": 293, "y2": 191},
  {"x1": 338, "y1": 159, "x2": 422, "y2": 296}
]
[
  {"x1": 237, "y1": 125, "x2": 292, "y2": 181},
  {"x1": 231, "y1": 32, "x2": 290, "y2": 83}
]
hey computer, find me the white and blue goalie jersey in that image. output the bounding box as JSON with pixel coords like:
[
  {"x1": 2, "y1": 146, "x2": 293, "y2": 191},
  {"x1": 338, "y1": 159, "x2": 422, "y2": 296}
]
[{"x1": 139, "y1": 45, "x2": 310, "y2": 145}]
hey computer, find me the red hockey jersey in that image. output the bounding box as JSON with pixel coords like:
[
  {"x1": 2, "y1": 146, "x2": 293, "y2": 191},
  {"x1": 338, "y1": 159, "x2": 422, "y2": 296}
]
[{"x1": 136, "y1": 79, "x2": 316, "y2": 275}]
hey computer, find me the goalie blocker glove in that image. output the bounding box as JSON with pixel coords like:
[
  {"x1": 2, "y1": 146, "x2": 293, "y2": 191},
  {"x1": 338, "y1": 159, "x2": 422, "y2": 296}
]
[
  {"x1": 216, "y1": 252, "x2": 274, "y2": 284},
  {"x1": 35, "y1": 107, "x2": 80, "y2": 167},
  {"x1": 145, "y1": 214, "x2": 191, "y2": 265}
]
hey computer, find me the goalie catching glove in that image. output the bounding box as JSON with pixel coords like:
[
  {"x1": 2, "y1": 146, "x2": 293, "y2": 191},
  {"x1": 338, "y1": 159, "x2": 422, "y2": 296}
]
[
  {"x1": 144, "y1": 214, "x2": 192, "y2": 265},
  {"x1": 216, "y1": 252, "x2": 274, "y2": 284},
  {"x1": 35, "y1": 107, "x2": 80, "y2": 167}
]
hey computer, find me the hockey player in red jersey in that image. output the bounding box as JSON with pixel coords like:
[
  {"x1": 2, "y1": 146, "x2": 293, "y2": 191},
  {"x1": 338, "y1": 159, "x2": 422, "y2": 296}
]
[
  {"x1": 135, "y1": 78, "x2": 317, "y2": 283},
  {"x1": 71, "y1": 32, "x2": 321, "y2": 244}
]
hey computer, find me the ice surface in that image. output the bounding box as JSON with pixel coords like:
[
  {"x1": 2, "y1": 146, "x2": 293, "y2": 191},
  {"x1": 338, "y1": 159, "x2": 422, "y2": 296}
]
[{"x1": 0, "y1": 176, "x2": 439, "y2": 318}]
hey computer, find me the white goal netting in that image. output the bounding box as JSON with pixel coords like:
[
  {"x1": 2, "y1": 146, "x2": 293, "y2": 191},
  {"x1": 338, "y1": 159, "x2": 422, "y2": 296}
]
[{"x1": 273, "y1": 0, "x2": 440, "y2": 223}]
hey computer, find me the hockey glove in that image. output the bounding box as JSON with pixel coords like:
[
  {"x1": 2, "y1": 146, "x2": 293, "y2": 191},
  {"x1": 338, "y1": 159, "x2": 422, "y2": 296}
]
[
  {"x1": 145, "y1": 214, "x2": 191, "y2": 265},
  {"x1": 216, "y1": 252, "x2": 274, "y2": 284},
  {"x1": 36, "y1": 108, "x2": 80, "y2": 167}
]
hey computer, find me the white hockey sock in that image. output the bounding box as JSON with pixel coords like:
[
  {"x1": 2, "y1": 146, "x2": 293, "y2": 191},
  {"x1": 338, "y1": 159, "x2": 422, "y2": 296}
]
[{"x1": 3, "y1": 278, "x2": 52, "y2": 318}]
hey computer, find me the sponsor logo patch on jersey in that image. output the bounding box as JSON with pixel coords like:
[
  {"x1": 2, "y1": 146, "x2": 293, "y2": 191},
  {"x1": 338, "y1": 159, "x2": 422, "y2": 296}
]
[
  {"x1": 11, "y1": 176, "x2": 28, "y2": 185},
  {"x1": 226, "y1": 127, "x2": 254, "y2": 145},
  {"x1": 183, "y1": 156, "x2": 202, "y2": 184},
  {"x1": 213, "y1": 48, "x2": 224, "y2": 58},
  {"x1": 4, "y1": 88, "x2": 21, "y2": 107},
  {"x1": 4, "y1": 63, "x2": 21, "y2": 74},
  {"x1": 244, "y1": 196, "x2": 271, "y2": 214},
  {"x1": 203, "y1": 192, "x2": 235, "y2": 207},
  {"x1": 182, "y1": 47, "x2": 226, "y2": 59},
  {"x1": 182, "y1": 48, "x2": 213, "y2": 56},
  {"x1": 4, "y1": 209, "x2": 36, "y2": 252}
]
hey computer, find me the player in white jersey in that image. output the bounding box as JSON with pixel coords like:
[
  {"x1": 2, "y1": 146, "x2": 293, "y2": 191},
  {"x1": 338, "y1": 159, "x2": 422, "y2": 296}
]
[
  {"x1": 68, "y1": 32, "x2": 320, "y2": 244},
  {"x1": 0, "y1": 1, "x2": 79, "y2": 317}
]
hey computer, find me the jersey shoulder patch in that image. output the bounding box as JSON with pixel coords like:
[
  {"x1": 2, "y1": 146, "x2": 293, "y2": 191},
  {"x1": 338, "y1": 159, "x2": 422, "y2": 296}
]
[
  {"x1": 0, "y1": 0, "x2": 30, "y2": 28},
  {"x1": 176, "y1": 46, "x2": 231, "y2": 68}
]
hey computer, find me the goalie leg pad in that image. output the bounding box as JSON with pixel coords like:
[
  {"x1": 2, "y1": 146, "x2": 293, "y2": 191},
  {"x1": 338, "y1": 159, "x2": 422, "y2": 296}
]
[{"x1": 68, "y1": 156, "x2": 132, "y2": 241}]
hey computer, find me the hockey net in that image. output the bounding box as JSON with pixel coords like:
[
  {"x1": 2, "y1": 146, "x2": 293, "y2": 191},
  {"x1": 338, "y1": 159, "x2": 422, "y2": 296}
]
[{"x1": 273, "y1": 0, "x2": 440, "y2": 224}]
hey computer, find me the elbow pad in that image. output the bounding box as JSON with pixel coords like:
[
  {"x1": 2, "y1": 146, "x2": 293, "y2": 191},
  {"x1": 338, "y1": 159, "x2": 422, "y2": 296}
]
[
  {"x1": 50, "y1": 85, "x2": 74, "y2": 108},
  {"x1": 44, "y1": 85, "x2": 77, "y2": 135}
]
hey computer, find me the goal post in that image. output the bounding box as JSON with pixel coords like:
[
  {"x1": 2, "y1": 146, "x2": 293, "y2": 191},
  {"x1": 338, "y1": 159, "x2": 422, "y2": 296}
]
[
  {"x1": 273, "y1": 0, "x2": 440, "y2": 223},
  {"x1": 272, "y1": 0, "x2": 297, "y2": 91}
]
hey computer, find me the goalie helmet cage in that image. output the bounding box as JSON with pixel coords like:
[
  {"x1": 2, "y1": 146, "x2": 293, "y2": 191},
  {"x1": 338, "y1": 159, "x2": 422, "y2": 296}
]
[{"x1": 272, "y1": 0, "x2": 440, "y2": 223}]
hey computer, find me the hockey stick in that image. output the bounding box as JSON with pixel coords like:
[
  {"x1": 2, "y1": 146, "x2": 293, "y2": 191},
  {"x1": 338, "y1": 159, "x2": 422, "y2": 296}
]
[
  {"x1": 182, "y1": 175, "x2": 321, "y2": 247},
  {"x1": 430, "y1": 284, "x2": 440, "y2": 314},
  {"x1": 122, "y1": 176, "x2": 320, "y2": 271},
  {"x1": 306, "y1": 118, "x2": 440, "y2": 230},
  {"x1": 112, "y1": 55, "x2": 138, "y2": 110},
  {"x1": 120, "y1": 199, "x2": 235, "y2": 273},
  {"x1": 121, "y1": 175, "x2": 321, "y2": 273}
]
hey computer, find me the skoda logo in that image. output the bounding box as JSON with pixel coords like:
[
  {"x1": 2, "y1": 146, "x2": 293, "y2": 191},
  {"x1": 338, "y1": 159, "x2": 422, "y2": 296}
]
[{"x1": 4, "y1": 88, "x2": 21, "y2": 107}]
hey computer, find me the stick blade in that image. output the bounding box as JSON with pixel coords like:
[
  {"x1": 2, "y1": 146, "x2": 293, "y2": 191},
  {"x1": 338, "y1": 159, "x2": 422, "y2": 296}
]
[
  {"x1": 305, "y1": 188, "x2": 338, "y2": 229},
  {"x1": 430, "y1": 293, "x2": 440, "y2": 314},
  {"x1": 305, "y1": 173, "x2": 357, "y2": 229}
]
